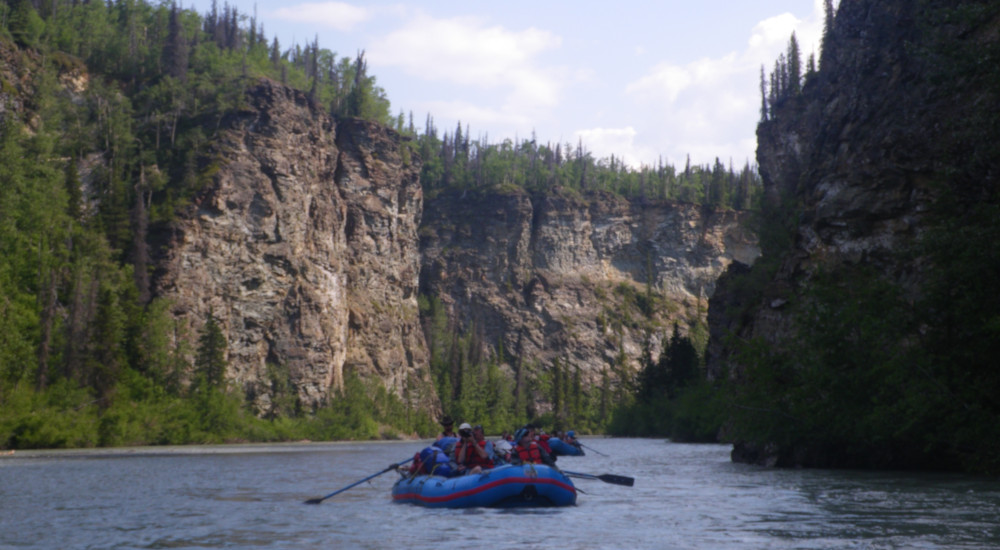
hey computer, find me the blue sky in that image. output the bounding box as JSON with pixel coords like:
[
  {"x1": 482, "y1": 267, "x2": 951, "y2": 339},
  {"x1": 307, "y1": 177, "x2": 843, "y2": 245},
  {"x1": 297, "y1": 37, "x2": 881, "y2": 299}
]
[{"x1": 183, "y1": 0, "x2": 833, "y2": 168}]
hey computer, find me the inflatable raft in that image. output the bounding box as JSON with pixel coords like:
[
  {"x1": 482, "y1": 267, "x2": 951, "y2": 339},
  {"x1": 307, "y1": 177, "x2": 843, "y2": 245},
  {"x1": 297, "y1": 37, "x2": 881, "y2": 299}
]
[
  {"x1": 548, "y1": 438, "x2": 585, "y2": 456},
  {"x1": 391, "y1": 464, "x2": 576, "y2": 508}
]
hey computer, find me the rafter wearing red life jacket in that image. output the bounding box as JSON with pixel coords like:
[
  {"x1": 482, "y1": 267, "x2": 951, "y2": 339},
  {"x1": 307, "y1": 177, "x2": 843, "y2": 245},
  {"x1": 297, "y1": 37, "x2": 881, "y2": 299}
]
[
  {"x1": 537, "y1": 433, "x2": 553, "y2": 454},
  {"x1": 456, "y1": 439, "x2": 494, "y2": 470},
  {"x1": 514, "y1": 441, "x2": 544, "y2": 464}
]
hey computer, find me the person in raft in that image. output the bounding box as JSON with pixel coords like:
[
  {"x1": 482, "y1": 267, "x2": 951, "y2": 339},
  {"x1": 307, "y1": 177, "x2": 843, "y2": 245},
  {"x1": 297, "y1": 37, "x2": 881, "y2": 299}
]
[
  {"x1": 533, "y1": 424, "x2": 554, "y2": 455},
  {"x1": 509, "y1": 426, "x2": 556, "y2": 466},
  {"x1": 473, "y1": 425, "x2": 494, "y2": 460},
  {"x1": 455, "y1": 423, "x2": 494, "y2": 474},
  {"x1": 565, "y1": 430, "x2": 581, "y2": 448},
  {"x1": 437, "y1": 416, "x2": 457, "y2": 441}
]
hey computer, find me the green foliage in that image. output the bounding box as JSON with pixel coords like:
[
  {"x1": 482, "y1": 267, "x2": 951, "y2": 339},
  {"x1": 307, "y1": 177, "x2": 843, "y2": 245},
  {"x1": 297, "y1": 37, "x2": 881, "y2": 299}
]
[
  {"x1": 412, "y1": 119, "x2": 761, "y2": 210},
  {"x1": 610, "y1": 324, "x2": 721, "y2": 441},
  {"x1": 727, "y1": 262, "x2": 1000, "y2": 472},
  {"x1": 195, "y1": 312, "x2": 227, "y2": 389},
  {"x1": 7, "y1": 0, "x2": 44, "y2": 48}
]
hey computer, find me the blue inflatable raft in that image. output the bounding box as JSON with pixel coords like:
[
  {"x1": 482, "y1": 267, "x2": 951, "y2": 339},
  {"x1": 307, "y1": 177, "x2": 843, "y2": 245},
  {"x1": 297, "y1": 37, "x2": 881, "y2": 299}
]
[
  {"x1": 548, "y1": 438, "x2": 585, "y2": 456},
  {"x1": 391, "y1": 464, "x2": 576, "y2": 508}
]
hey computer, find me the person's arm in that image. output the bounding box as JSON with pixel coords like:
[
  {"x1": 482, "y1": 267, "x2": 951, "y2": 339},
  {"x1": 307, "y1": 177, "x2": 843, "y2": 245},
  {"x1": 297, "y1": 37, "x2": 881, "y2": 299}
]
[
  {"x1": 540, "y1": 445, "x2": 556, "y2": 466},
  {"x1": 509, "y1": 447, "x2": 523, "y2": 465},
  {"x1": 456, "y1": 441, "x2": 469, "y2": 464},
  {"x1": 472, "y1": 441, "x2": 489, "y2": 459}
]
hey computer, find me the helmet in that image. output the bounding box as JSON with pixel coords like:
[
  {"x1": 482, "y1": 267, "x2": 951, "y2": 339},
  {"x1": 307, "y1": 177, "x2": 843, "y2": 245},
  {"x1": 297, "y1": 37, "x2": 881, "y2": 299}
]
[{"x1": 494, "y1": 440, "x2": 513, "y2": 455}]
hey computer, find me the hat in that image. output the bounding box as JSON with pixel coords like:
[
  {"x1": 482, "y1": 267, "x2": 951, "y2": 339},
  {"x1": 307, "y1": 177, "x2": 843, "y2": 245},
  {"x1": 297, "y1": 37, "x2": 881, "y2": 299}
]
[
  {"x1": 440, "y1": 416, "x2": 454, "y2": 426},
  {"x1": 473, "y1": 424, "x2": 483, "y2": 431},
  {"x1": 513, "y1": 428, "x2": 529, "y2": 443},
  {"x1": 458, "y1": 422, "x2": 472, "y2": 431},
  {"x1": 567, "y1": 430, "x2": 575, "y2": 438}
]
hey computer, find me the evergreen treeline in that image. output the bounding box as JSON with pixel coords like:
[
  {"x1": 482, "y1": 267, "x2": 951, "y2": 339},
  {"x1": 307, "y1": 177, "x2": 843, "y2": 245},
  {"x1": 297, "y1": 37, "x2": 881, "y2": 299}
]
[
  {"x1": 420, "y1": 295, "x2": 613, "y2": 435},
  {"x1": 0, "y1": 0, "x2": 427, "y2": 449},
  {"x1": 405, "y1": 117, "x2": 761, "y2": 210}
]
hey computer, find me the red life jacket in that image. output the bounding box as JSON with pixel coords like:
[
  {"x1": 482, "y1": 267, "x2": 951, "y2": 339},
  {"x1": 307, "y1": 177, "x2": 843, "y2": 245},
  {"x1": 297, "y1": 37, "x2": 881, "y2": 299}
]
[
  {"x1": 456, "y1": 440, "x2": 494, "y2": 469},
  {"x1": 515, "y1": 442, "x2": 543, "y2": 464},
  {"x1": 536, "y1": 435, "x2": 553, "y2": 454}
]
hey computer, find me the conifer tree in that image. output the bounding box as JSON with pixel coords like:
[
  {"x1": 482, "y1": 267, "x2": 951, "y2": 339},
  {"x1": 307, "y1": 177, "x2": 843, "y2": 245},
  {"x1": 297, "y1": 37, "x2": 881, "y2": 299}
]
[
  {"x1": 196, "y1": 312, "x2": 228, "y2": 389},
  {"x1": 788, "y1": 32, "x2": 801, "y2": 95}
]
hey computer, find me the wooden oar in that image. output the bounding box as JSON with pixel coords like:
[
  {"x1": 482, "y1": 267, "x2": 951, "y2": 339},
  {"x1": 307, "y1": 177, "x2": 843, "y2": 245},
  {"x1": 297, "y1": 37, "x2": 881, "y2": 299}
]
[
  {"x1": 561, "y1": 469, "x2": 634, "y2": 487},
  {"x1": 304, "y1": 458, "x2": 413, "y2": 504}
]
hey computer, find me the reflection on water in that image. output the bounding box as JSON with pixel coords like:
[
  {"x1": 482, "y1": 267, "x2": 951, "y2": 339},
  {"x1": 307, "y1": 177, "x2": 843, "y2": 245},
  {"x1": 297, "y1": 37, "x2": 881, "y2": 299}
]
[{"x1": 2, "y1": 439, "x2": 999, "y2": 549}]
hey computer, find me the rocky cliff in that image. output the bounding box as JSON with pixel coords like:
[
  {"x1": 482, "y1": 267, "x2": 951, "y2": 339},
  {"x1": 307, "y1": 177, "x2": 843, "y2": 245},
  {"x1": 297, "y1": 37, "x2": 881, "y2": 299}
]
[
  {"x1": 149, "y1": 78, "x2": 759, "y2": 417},
  {"x1": 707, "y1": 0, "x2": 1000, "y2": 469},
  {"x1": 421, "y1": 188, "x2": 758, "y2": 408},
  {"x1": 152, "y1": 79, "x2": 435, "y2": 414}
]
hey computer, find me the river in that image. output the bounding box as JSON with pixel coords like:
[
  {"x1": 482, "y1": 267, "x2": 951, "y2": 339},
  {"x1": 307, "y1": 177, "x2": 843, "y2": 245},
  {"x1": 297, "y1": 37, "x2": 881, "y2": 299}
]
[{"x1": 1, "y1": 438, "x2": 998, "y2": 549}]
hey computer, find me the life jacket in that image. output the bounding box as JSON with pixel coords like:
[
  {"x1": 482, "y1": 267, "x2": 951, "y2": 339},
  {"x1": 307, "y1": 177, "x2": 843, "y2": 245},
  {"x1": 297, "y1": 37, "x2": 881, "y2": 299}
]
[
  {"x1": 434, "y1": 436, "x2": 459, "y2": 457},
  {"x1": 416, "y1": 446, "x2": 454, "y2": 477},
  {"x1": 456, "y1": 440, "x2": 494, "y2": 469},
  {"x1": 515, "y1": 441, "x2": 543, "y2": 464},
  {"x1": 536, "y1": 435, "x2": 553, "y2": 454}
]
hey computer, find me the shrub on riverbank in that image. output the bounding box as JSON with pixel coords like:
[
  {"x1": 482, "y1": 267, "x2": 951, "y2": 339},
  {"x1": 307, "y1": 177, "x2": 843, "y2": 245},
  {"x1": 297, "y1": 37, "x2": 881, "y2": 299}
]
[{"x1": 0, "y1": 371, "x2": 437, "y2": 450}]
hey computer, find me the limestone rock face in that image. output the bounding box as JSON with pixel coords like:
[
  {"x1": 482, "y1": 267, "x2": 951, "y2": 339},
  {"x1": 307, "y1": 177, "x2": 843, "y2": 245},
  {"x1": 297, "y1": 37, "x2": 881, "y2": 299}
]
[
  {"x1": 420, "y1": 188, "x2": 758, "y2": 404},
  {"x1": 152, "y1": 79, "x2": 433, "y2": 413}
]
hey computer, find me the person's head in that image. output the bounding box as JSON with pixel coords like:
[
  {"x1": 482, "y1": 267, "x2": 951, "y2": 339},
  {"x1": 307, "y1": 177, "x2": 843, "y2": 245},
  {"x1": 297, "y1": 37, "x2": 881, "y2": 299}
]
[
  {"x1": 458, "y1": 422, "x2": 473, "y2": 439},
  {"x1": 472, "y1": 424, "x2": 485, "y2": 440},
  {"x1": 567, "y1": 430, "x2": 575, "y2": 439},
  {"x1": 440, "y1": 416, "x2": 454, "y2": 431},
  {"x1": 514, "y1": 427, "x2": 530, "y2": 445}
]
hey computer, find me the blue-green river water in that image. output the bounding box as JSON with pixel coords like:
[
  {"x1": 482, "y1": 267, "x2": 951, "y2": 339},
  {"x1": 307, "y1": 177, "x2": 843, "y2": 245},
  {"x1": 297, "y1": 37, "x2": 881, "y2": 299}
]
[{"x1": 2, "y1": 438, "x2": 998, "y2": 549}]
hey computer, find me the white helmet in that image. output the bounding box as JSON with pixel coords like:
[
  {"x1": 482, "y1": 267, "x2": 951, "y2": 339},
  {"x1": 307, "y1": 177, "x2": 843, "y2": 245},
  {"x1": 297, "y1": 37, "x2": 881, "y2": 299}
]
[{"x1": 494, "y1": 440, "x2": 513, "y2": 455}]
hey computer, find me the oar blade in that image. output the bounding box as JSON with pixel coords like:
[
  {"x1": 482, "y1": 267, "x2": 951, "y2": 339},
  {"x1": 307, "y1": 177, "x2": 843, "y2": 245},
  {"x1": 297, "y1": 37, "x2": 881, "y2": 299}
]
[
  {"x1": 303, "y1": 497, "x2": 325, "y2": 505},
  {"x1": 597, "y1": 473, "x2": 634, "y2": 487}
]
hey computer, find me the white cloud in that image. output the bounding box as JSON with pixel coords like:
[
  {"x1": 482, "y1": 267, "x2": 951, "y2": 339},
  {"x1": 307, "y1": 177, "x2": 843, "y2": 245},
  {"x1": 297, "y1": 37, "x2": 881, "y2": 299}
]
[
  {"x1": 367, "y1": 14, "x2": 563, "y2": 110},
  {"x1": 417, "y1": 99, "x2": 534, "y2": 133},
  {"x1": 271, "y1": 2, "x2": 371, "y2": 32},
  {"x1": 621, "y1": 0, "x2": 827, "y2": 166},
  {"x1": 574, "y1": 127, "x2": 643, "y2": 166}
]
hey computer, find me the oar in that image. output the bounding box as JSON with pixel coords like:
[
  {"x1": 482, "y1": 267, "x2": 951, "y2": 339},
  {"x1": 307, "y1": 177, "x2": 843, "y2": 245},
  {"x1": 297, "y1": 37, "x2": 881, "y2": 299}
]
[
  {"x1": 561, "y1": 469, "x2": 634, "y2": 487},
  {"x1": 579, "y1": 443, "x2": 609, "y2": 457},
  {"x1": 304, "y1": 457, "x2": 413, "y2": 504}
]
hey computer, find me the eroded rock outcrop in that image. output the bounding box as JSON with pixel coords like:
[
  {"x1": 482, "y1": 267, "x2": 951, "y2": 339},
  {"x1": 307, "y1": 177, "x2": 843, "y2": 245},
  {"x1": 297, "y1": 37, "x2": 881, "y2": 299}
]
[
  {"x1": 152, "y1": 79, "x2": 434, "y2": 413},
  {"x1": 420, "y1": 188, "x2": 758, "y2": 408}
]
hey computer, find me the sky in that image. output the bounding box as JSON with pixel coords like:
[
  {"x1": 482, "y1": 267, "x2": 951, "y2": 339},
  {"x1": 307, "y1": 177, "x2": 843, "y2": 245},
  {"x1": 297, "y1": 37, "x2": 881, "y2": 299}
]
[{"x1": 183, "y1": 0, "x2": 833, "y2": 168}]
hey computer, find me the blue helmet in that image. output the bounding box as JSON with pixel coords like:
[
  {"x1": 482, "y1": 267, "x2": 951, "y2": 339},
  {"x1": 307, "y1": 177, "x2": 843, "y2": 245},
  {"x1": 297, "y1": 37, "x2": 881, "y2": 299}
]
[{"x1": 567, "y1": 430, "x2": 575, "y2": 438}]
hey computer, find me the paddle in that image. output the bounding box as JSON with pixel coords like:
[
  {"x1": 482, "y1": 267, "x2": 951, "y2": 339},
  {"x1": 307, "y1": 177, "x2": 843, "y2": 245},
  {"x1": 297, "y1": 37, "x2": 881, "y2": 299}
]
[
  {"x1": 561, "y1": 469, "x2": 634, "y2": 487},
  {"x1": 579, "y1": 443, "x2": 609, "y2": 457},
  {"x1": 304, "y1": 457, "x2": 413, "y2": 504}
]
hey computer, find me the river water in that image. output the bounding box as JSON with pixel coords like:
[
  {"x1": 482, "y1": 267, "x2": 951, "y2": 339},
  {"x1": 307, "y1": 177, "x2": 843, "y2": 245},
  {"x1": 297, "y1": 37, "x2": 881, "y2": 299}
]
[{"x1": 1, "y1": 438, "x2": 998, "y2": 549}]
